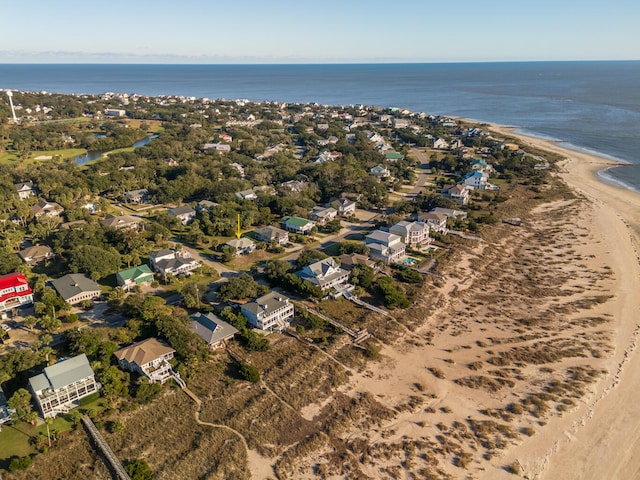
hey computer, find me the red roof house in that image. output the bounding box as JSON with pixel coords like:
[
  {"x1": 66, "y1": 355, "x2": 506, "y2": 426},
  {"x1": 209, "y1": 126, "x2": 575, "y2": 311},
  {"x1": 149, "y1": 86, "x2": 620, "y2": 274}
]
[{"x1": 0, "y1": 273, "x2": 34, "y2": 312}]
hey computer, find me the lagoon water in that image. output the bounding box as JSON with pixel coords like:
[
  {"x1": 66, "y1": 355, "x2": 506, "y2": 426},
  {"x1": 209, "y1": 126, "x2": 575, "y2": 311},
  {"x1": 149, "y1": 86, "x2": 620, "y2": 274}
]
[{"x1": 2, "y1": 62, "x2": 640, "y2": 190}]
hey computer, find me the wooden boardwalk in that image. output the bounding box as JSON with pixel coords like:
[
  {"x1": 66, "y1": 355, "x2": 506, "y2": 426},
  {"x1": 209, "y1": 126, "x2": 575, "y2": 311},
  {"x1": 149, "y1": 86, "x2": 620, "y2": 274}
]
[{"x1": 82, "y1": 415, "x2": 130, "y2": 480}]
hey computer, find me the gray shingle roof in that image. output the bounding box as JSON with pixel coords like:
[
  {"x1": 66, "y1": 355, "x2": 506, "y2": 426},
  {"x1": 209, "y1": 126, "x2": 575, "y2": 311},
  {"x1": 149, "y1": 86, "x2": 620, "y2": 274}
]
[
  {"x1": 51, "y1": 274, "x2": 100, "y2": 302},
  {"x1": 190, "y1": 312, "x2": 238, "y2": 346}
]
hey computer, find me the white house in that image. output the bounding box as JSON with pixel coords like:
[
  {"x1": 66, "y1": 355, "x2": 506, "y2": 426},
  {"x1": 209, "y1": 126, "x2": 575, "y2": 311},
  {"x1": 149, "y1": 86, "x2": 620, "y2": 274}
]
[
  {"x1": 309, "y1": 206, "x2": 338, "y2": 226},
  {"x1": 149, "y1": 249, "x2": 200, "y2": 277},
  {"x1": 441, "y1": 184, "x2": 471, "y2": 205},
  {"x1": 365, "y1": 230, "x2": 406, "y2": 264},
  {"x1": 203, "y1": 143, "x2": 232, "y2": 152},
  {"x1": 414, "y1": 212, "x2": 448, "y2": 234},
  {"x1": 168, "y1": 205, "x2": 196, "y2": 225},
  {"x1": 28, "y1": 354, "x2": 100, "y2": 418},
  {"x1": 114, "y1": 338, "x2": 177, "y2": 384},
  {"x1": 31, "y1": 200, "x2": 64, "y2": 218},
  {"x1": 225, "y1": 237, "x2": 256, "y2": 255},
  {"x1": 389, "y1": 221, "x2": 431, "y2": 246},
  {"x1": 295, "y1": 258, "x2": 350, "y2": 292},
  {"x1": 370, "y1": 165, "x2": 391, "y2": 179},
  {"x1": 14, "y1": 181, "x2": 35, "y2": 200},
  {"x1": 282, "y1": 216, "x2": 315, "y2": 234},
  {"x1": 328, "y1": 197, "x2": 357, "y2": 215},
  {"x1": 254, "y1": 226, "x2": 289, "y2": 245},
  {"x1": 241, "y1": 292, "x2": 295, "y2": 332},
  {"x1": 463, "y1": 171, "x2": 489, "y2": 190}
]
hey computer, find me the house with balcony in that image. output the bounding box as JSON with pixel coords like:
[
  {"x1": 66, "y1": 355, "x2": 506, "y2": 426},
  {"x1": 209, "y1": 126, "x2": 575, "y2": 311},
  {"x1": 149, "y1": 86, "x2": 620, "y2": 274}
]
[
  {"x1": 370, "y1": 165, "x2": 391, "y2": 179},
  {"x1": 309, "y1": 206, "x2": 337, "y2": 226},
  {"x1": 0, "y1": 272, "x2": 34, "y2": 312},
  {"x1": 149, "y1": 249, "x2": 200, "y2": 278},
  {"x1": 18, "y1": 245, "x2": 54, "y2": 265},
  {"x1": 328, "y1": 197, "x2": 357, "y2": 216},
  {"x1": 241, "y1": 292, "x2": 294, "y2": 332},
  {"x1": 254, "y1": 226, "x2": 289, "y2": 245},
  {"x1": 365, "y1": 230, "x2": 406, "y2": 265},
  {"x1": 282, "y1": 216, "x2": 315, "y2": 234},
  {"x1": 295, "y1": 258, "x2": 350, "y2": 292},
  {"x1": 114, "y1": 338, "x2": 177, "y2": 384},
  {"x1": 31, "y1": 200, "x2": 64, "y2": 218},
  {"x1": 441, "y1": 184, "x2": 471, "y2": 205},
  {"x1": 225, "y1": 237, "x2": 256, "y2": 256},
  {"x1": 116, "y1": 265, "x2": 154, "y2": 291},
  {"x1": 413, "y1": 212, "x2": 449, "y2": 234},
  {"x1": 190, "y1": 312, "x2": 238, "y2": 349},
  {"x1": 14, "y1": 181, "x2": 36, "y2": 200},
  {"x1": 28, "y1": 354, "x2": 100, "y2": 418},
  {"x1": 101, "y1": 214, "x2": 144, "y2": 230},
  {"x1": 125, "y1": 188, "x2": 149, "y2": 204},
  {"x1": 389, "y1": 221, "x2": 431, "y2": 247}
]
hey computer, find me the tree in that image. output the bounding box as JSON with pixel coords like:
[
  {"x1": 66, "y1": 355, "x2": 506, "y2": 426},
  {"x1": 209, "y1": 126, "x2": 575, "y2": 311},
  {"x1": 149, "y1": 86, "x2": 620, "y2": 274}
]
[
  {"x1": 238, "y1": 361, "x2": 260, "y2": 383},
  {"x1": 181, "y1": 281, "x2": 207, "y2": 309},
  {"x1": 295, "y1": 248, "x2": 327, "y2": 268},
  {"x1": 125, "y1": 459, "x2": 154, "y2": 480},
  {"x1": 8, "y1": 389, "x2": 37, "y2": 424},
  {"x1": 350, "y1": 263, "x2": 374, "y2": 289},
  {"x1": 217, "y1": 273, "x2": 263, "y2": 302},
  {"x1": 67, "y1": 245, "x2": 121, "y2": 280}
]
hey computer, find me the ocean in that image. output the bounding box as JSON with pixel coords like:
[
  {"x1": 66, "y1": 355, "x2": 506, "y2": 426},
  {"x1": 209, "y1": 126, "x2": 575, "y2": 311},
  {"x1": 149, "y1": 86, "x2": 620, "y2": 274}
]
[{"x1": 1, "y1": 62, "x2": 639, "y2": 191}]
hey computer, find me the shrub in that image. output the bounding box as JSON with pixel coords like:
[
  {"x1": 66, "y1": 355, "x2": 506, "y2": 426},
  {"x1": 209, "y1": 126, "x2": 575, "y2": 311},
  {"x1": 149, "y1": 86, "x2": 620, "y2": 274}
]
[
  {"x1": 238, "y1": 361, "x2": 261, "y2": 383},
  {"x1": 9, "y1": 456, "x2": 32, "y2": 471}
]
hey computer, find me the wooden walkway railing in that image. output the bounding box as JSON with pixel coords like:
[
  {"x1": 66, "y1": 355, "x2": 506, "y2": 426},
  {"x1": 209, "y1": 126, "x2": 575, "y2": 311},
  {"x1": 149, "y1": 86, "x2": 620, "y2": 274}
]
[{"x1": 82, "y1": 415, "x2": 130, "y2": 480}]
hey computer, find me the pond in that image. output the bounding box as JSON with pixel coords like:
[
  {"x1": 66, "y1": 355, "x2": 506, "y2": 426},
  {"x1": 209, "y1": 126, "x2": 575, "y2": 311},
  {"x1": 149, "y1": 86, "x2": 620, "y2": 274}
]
[{"x1": 74, "y1": 134, "x2": 157, "y2": 165}]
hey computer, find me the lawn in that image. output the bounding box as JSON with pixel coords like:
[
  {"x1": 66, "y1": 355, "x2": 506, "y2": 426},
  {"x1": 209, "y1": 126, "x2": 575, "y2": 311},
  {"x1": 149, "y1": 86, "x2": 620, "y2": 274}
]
[{"x1": 0, "y1": 148, "x2": 87, "y2": 165}]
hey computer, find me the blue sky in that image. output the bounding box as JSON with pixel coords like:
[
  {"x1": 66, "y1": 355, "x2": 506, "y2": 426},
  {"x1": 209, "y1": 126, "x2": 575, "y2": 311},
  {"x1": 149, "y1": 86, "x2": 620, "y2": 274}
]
[{"x1": 2, "y1": 0, "x2": 638, "y2": 63}]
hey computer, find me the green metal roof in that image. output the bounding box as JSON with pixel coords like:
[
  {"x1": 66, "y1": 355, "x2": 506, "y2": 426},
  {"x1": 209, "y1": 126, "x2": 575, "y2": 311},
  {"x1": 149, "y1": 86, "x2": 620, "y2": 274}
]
[
  {"x1": 117, "y1": 265, "x2": 153, "y2": 283},
  {"x1": 282, "y1": 216, "x2": 313, "y2": 227}
]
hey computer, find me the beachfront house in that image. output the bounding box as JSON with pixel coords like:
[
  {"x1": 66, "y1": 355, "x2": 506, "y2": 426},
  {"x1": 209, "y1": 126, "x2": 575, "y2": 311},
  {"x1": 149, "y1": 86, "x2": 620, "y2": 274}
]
[
  {"x1": 114, "y1": 338, "x2": 177, "y2": 384},
  {"x1": 28, "y1": 354, "x2": 100, "y2": 418},
  {"x1": 365, "y1": 230, "x2": 406, "y2": 265},
  {"x1": 389, "y1": 221, "x2": 431, "y2": 247},
  {"x1": 441, "y1": 184, "x2": 471, "y2": 206},
  {"x1": 190, "y1": 312, "x2": 238, "y2": 349},
  {"x1": 295, "y1": 258, "x2": 350, "y2": 292},
  {"x1": 414, "y1": 212, "x2": 448, "y2": 234},
  {"x1": 241, "y1": 292, "x2": 294, "y2": 332}
]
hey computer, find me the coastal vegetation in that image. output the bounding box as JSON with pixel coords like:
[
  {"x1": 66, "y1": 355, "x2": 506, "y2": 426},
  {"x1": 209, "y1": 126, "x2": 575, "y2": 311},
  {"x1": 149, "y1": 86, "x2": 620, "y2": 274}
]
[{"x1": 0, "y1": 90, "x2": 616, "y2": 479}]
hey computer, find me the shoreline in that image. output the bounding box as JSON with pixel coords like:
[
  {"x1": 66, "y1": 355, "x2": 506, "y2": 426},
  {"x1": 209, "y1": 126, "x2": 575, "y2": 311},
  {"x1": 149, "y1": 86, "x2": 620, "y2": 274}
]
[{"x1": 484, "y1": 123, "x2": 640, "y2": 479}]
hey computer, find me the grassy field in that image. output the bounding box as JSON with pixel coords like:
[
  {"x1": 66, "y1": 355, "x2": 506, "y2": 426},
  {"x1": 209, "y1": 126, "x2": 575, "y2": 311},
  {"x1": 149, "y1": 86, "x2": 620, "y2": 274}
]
[{"x1": 0, "y1": 148, "x2": 87, "y2": 165}]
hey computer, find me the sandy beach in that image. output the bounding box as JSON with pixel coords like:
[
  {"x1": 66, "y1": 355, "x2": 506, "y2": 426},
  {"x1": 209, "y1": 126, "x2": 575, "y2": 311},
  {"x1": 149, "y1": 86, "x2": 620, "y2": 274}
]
[{"x1": 487, "y1": 126, "x2": 640, "y2": 479}]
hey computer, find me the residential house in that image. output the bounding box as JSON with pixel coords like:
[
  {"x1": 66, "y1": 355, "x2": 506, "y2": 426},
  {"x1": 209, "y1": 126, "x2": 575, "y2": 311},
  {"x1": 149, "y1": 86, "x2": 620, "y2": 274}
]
[
  {"x1": 314, "y1": 151, "x2": 341, "y2": 163},
  {"x1": 235, "y1": 189, "x2": 258, "y2": 201},
  {"x1": 225, "y1": 237, "x2": 256, "y2": 256},
  {"x1": 114, "y1": 338, "x2": 176, "y2": 384},
  {"x1": 463, "y1": 171, "x2": 489, "y2": 190},
  {"x1": 125, "y1": 188, "x2": 149, "y2": 204},
  {"x1": 149, "y1": 249, "x2": 200, "y2": 278},
  {"x1": 241, "y1": 292, "x2": 295, "y2": 332},
  {"x1": 365, "y1": 230, "x2": 406, "y2": 264},
  {"x1": 203, "y1": 143, "x2": 231, "y2": 152},
  {"x1": 282, "y1": 216, "x2": 315, "y2": 234},
  {"x1": 196, "y1": 200, "x2": 218, "y2": 211},
  {"x1": 101, "y1": 214, "x2": 144, "y2": 230},
  {"x1": 116, "y1": 265, "x2": 154, "y2": 291},
  {"x1": 18, "y1": 245, "x2": 54, "y2": 265},
  {"x1": 190, "y1": 312, "x2": 238, "y2": 349},
  {"x1": 254, "y1": 226, "x2": 289, "y2": 245},
  {"x1": 370, "y1": 165, "x2": 391, "y2": 179},
  {"x1": 280, "y1": 180, "x2": 306, "y2": 193},
  {"x1": 14, "y1": 181, "x2": 35, "y2": 200},
  {"x1": 430, "y1": 207, "x2": 468, "y2": 220},
  {"x1": 295, "y1": 258, "x2": 350, "y2": 292},
  {"x1": 338, "y1": 253, "x2": 376, "y2": 271},
  {"x1": 470, "y1": 158, "x2": 495, "y2": 174},
  {"x1": 0, "y1": 272, "x2": 34, "y2": 312},
  {"x1": 229, "y1": 162, "x2": 245, "y2": 177},
  {"x1": 105, "y1": 108, "x2": 126, "y2": 117},
  {"x1": 219, "y1": 133, "x2": 233, "y2": 142},
  {"x1": 441, "y1": 184, "x2": 471, "y2": 205},
  {"x1": 317, "y1": 136, "x2": 339, "y2": 147},
  {"x1": 414, "y1": 212, "x2": 448, "y2": 234},
  {"x1": 0, "y1": 388, "x2": 14, "y2": 425},
  {"x1": 431, "y1": 137, "x2": 449, "y2": 150},
  {"x1": 31, "y1": 200, "x2": 64, "y2": 217},
  {"x1": 328, "y1": 197, "x2": 357, "y2": 216},
  {"x1": 309, "y1": 206, "x2": 337, "y2": 226},
  {"x1": 51, "y1": 274, "x2": 101, "y2": 305},
  {"x1": 168, "y1": 205, "x2": 196, "y2": 225},
  {"x1": 28, "y1": 354, "x2": 100, "y2": 418},
  {"x1": 385, "y1": 151, "x2": 405, "y2": 162},
  {"x1": 389, "y1": 221, "x2": 431, "y2": 246}
]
